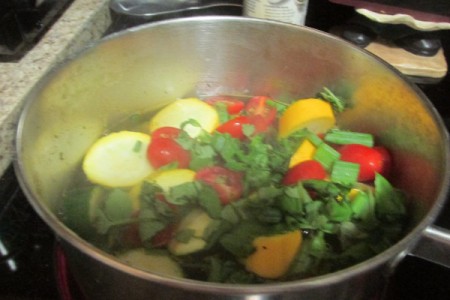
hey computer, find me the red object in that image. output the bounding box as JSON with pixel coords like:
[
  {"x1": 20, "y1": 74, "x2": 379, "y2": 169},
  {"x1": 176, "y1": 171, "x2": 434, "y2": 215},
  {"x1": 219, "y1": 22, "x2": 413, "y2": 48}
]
[
  {"x1": 151, "y1": 223, "x2": 176, "y2": 247},
  {"x1": 195, "y1": 166, "x2": 243, "y2": 205},
  {"x1": 244, "y1": 96, "x2": 277, "y2": 134},
  {"x1": 282, "y1": 160, "x2": 327, "y2": 185},
  {"x1": 338, "y1": 144, "x2": 390, "y2": 181},
  {"x1": 147, "y1": 137, "x2": 191, "y2": 169},
  {"x1": 151, "y1": 126, "x2": 183, "y2": 140},
  {"x1": 205, "y1": 96, "x2": 245, "y2": 114},
  {"x1": 216, "y1": 115, "x2": 252, "y2": 139}
]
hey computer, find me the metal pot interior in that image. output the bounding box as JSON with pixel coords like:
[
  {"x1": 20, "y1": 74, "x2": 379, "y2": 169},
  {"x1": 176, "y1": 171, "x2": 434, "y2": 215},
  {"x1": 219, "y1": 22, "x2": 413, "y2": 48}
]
[{"x1": 15, "y1": 16, "x2": 450, "y2": 293}]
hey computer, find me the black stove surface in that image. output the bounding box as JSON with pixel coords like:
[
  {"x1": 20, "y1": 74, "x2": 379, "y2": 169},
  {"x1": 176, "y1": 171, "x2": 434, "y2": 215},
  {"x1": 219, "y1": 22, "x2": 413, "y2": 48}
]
[
  {"x1": 0, "y1": 0, "x2": 74, "y2": 62},
  {"x1": 1, "y1": 2, "x2": 450, "y2": 299}
]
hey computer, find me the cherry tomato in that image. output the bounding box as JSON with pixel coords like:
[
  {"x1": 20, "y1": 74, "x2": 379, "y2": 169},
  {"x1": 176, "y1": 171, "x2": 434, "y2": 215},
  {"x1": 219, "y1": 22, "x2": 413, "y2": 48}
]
[
  {"x1": 151, "y1": 126, "x2": 183, "y2": 140},
  {"x1": 195, "y1": 166, "x2": 243, "y2": 205},
  {"x1": 245, "y1": 96, "x2": 277, "y2": 133},
  {"x1": 374, "y1": 146, "x2": 392, "y2": 177},
  {"x1": 147, "y1": 138, "x2": 191, "y2": 168},
  {"x1": 205, "y1": 96, "x2": 245, "y2": 115},
  {"x1": 282, "y1": 160, "x2": 327, "y2": 185},
  {"x1": 151, "y1": 223, "x2": 176, "y2": 248},
  {"x1": 216, "y1": 116, "x2": 252, "y2": 139},
  {"x1": 338, "y1": 144, "x2": 391, "y2": 182}
]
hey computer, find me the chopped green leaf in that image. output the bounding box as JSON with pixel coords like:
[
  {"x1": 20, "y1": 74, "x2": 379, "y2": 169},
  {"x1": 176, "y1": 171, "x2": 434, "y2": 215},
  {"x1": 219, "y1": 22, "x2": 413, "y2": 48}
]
[
  {"x1": 175, "y1": 228, "x2": 196, "y2": 243},
  {"x1": 331, "y1": 160, "x2": 359, "y2": 185},
  {"x1": 133, "y1": 140, "x2": 143, "y2": 152},
  {"x1": 220, "y1": 221, "x2": 272, "y2": 258},
  {"x1": 327, "y1": 199, "x2": 353, "y2": 222},
  {"x1": 266, "y1": 99, "x2": 289, "y2": 115},
  {"x1": 319, "y1": 87, "x2": 346, "y2": 112},
  {"x1": 242, "y1": 124, "x2": 255, "y2": 137},
  {"x1": 104, "y1": 189, "x2": 133, "y2": 222},
  {"x1": 374, "y1": 174, "x2": 407, "y2": 221},
  {"x1": 313, "y1": 143, "x2": 340, "y2": 170},
  {"x1": 197, "y1": 183, "x2": 222, "y2": 218}
]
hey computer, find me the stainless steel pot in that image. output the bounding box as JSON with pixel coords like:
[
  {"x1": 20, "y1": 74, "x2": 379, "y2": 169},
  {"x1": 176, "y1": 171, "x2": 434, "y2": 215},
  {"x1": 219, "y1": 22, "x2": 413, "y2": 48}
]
[{"x1": 14, "y1": 16, "x2": 450, "y2": 300}]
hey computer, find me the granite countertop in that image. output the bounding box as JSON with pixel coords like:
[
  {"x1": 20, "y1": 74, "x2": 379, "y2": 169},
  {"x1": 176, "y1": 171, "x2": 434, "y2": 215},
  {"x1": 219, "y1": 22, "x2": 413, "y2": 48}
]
[{"x1": 0, "y1": 0, "x2": 111, "y2": 177}]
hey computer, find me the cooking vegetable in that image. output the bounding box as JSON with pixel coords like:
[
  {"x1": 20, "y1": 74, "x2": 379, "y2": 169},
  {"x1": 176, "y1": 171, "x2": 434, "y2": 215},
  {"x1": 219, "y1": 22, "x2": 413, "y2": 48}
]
[
  {"x1": 151, "y1": 126, "x2": 184, "y2": 140},
  {"x1": 195, "y1": 166, "x2": 243, "y2": 205},
  {"x1": 149, "y1": 169, "x2": 196, "y2": 193},
  {"x1": 64, "y1": 88, "x2": 407, "y2": 284},
  {"x1": 148, "y1": 98, "x2": 219, "y2": 138},
  {"x1": 282, "y1": 160, "x2": 327, "y2": 185},
  {"x1": 216, "y1": 116, "x2": 252, "y2": 140},
  {"x1": 205, "y1": 96, "x2": 245, "y2": 115},
  {"x1": 244, "y1": 96, "x2": 277, "y2": 134},
  {"x1": 62, "y1": 186, "x2": 105, "y2": 237},
  {"x1": 168, "y1": 208, "x2": 214, "y2": 256},
  {"x1": 324, "y1": 130, "x2": 374, "y2": 147},
  {"x1": 278, "y1": 98, "x2": 336, "y2": 138},
  {"x1": 117, "y1": 248, "x2": 183, "y2": 278},
  {"x1": 82, "y1": 131, "x2": 154, "y2": 187},
  {"x1": 245, "y1": 230, "x2": 302, "y2": 279},
  {"x1": 338, "y1": 144, "x2": 391, "y2": 182},
  {"x1": 289, "y1": 139, "x2": 317, "y2": 168},
  {"x1": 147, "y1": 137, "x2": 191, "y2": 169}
]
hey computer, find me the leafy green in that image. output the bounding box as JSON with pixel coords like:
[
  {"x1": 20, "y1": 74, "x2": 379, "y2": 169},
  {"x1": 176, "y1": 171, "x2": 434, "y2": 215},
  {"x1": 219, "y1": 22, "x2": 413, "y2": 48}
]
[
  {"x1": 104, "y1": 189, "x2": 134, "y2": 222},
  {"x1": 319, "y1": 87, "x2": 346, "y2": 112},
  {"x1": 313, "y1": 143, "x2": 340, "y2": 170},
  {"x1": 374, "y1": 173, "x2": 407, "y2": 221},
  {"x1": 220, "y1": 221, "x2": 272, "y2": 258},
  {"x1": 69, "y1": 89, "x2": 409, "y2": 284},
  {"x1": 324, "y1": 129, "x2": 374, "y2": 147},
  {"x1": 330, "y1": 160, "x2": 359, "y2": 185}
]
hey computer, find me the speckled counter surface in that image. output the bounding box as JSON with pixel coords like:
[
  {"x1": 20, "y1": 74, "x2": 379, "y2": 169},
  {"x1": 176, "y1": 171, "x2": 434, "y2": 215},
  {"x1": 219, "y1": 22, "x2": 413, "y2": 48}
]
[{"x1": 0, "y1": 0, "x2": 111, "y2": 176}]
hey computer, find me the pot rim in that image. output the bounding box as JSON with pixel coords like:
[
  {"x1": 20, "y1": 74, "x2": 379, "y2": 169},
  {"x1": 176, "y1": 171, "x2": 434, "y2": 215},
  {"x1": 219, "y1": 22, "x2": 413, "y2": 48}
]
[{"x1": 14, "y1": 15, "x2": 450, "y2": 294}]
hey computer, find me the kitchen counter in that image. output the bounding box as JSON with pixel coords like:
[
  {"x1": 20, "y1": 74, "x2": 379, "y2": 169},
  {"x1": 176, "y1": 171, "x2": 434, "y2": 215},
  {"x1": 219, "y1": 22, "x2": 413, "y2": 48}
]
[{"x1": 0, "y1": 0, "x2": 111, "y2": 177}]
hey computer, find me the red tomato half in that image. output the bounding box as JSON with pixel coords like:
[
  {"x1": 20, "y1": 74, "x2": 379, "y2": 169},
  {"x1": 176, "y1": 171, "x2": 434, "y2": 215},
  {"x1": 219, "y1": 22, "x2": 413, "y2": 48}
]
[
  {"x1": 195, "y1": 166, "x2": 243, "y2": 205},
  {"x1": 245, "y1": 96, "x2": 277, "y2": 133},
  {"x1": 147, "y1": 138, "x2": 191, "y2": 169},
  {"x1": 151, "y1": 126, "x2": 183, "y2": 140},
  {"x1": 216, "y1": 116, "x2": 252, "y2": 140},
  {"x1": 338, "y1": 144, "x2": 391, "y2": 182},
  {"x1": 205, "y1": 96, "x2": 245, "y2": 115},
  {"x1": 282, "y1": 160, "x2": 327, "y2": 185}
]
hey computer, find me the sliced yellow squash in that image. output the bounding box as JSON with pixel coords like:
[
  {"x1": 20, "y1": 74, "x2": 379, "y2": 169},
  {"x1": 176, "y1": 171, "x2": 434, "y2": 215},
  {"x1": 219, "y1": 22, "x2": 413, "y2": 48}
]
[
  {"x1": 149, "y1": 98, "x2": 219, "y2": 138},
  {"x1": 128, "y1": 168, "x2": 196, "y2": 209},
  {"x1": 117, "y1": 248, "x2": 183, "y2": 278},
  {"x1": 278, "y1": 98, "x2": 335, "y2": 138},
  {"x1": 168, "y1": 208, "x2": 213, "y2": 256},
  {"x1": 149, "y1": 169, "x2": 196, "y2": 193},
  {"x1": 83, "y1": 131, "x2": 154, "y2": 188}
]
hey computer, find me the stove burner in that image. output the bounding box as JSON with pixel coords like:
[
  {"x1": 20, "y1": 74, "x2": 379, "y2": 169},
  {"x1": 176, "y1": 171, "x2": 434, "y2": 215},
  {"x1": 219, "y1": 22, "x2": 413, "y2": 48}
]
[{"x1": 0, "y1": 0, "x2": 74, "y2": 62}]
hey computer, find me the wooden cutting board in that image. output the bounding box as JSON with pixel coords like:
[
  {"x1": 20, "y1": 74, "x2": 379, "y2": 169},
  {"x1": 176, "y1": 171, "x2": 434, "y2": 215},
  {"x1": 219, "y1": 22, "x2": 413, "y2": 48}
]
[{"x1": 364, "y1": 38, "x2": 448, "y2": 81}]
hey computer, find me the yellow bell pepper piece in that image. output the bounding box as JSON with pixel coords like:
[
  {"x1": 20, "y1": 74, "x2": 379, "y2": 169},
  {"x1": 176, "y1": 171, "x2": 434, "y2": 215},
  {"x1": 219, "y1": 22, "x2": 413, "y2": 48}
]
[
  {"x1": 245, "y1": 230, "x2": 302, "y2": 279},
  {"x1": 278, "y1": 98, "x2": 335, "y2": 139},
  {"x1": 289, "y1": 139, "x2": 317, "y2": 168}
]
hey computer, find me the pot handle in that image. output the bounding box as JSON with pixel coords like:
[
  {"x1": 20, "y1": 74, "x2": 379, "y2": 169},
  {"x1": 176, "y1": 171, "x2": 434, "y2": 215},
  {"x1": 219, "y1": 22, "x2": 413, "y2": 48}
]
[{"x1": 409, "y1": 225, "x2": 450, "y2": 268}]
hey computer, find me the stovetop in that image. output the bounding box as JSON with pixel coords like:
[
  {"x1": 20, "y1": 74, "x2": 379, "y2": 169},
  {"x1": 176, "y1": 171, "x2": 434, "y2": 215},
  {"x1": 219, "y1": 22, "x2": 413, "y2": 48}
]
[
  {"x1": 1, "y1": 2, "x2": 450, "y2": 299},
  {"x1": 0, "y1": 0, "x2": 74, "y2": 62}
]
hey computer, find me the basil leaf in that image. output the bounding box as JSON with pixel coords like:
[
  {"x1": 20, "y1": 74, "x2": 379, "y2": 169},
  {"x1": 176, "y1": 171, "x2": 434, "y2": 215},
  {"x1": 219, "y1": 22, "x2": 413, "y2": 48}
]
[
  {"x1": 374, "y1": 174, "x2": 406, "y2": 221},
  {"x1": 104, "y1": 189, "x2": 133, "y2": 222}
]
